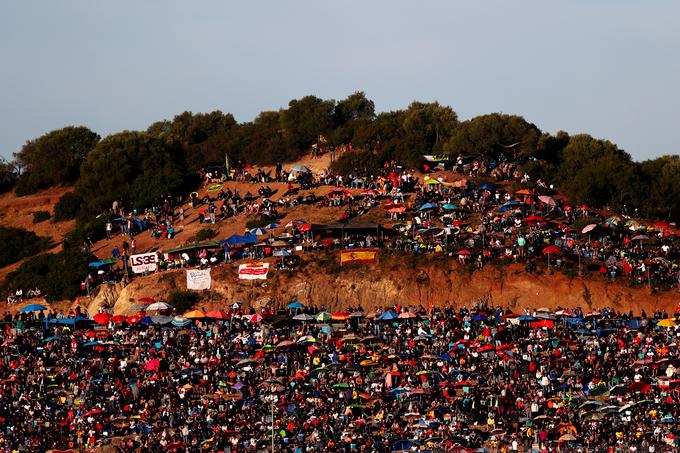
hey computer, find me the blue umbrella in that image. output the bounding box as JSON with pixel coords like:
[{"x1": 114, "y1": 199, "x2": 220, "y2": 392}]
[
  {"x1": 441, "y1": 204, "x2": 457, "y2": 210},
  {"x1": 378, "y1": 311, "x2": 398, "y2": 320},
  {"x1": 267, "y1": 223, "x2": 279, "y2": 229},
  {"x1": 287, "y1": 301, "x2": 305, "y2": 309},
  {"x1": 471, "y1": 314, "x2": 488, "y2": 322},
  {"x1": 518, "y1": 315, "x2": 535, "y2": 321},
  {"x1": 418, "y1": 203, "x2": 438, "y2": 211},
  {"x1": 504, "y1": 201, "x2": 520, "y2": 206},
  {"x1": 576, "y1": 329, "x2": 595, "y2": 336},
  {"x1": 480, "y1": 183, "x2": 495, "y2": 190},
  {"x1": 20, "y1": 304, "x2": 47, "y2": 312},
  {"x1": 250, "y1": 227, "x2": 267, "y2": 235}
]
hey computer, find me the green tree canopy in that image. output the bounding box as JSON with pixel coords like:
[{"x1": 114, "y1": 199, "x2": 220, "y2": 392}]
[
  {"x1": 0, "y1": 158, "x2": 17, "y2": 193},
  {"x1": 280, "y1": 95, "x2": 335, "y2": 150},
  {"x1": 75, "y1": 131, "x2": 188, "y2": 216},
  {"x1": 447, "y1": 113, "x2": 540, "y2": 158},
  {"x1": 0, "y1": 226, "x2": 51, "y2": 267},
  {"x1": 14, "y1": 126, "x2": 100, "y2": 195}
]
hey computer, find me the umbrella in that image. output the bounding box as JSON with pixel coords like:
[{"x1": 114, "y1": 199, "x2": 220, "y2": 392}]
[
  {"x1": 398, "y1": 312, "x2": 417, "y2": 319},
  {"x1": 20, "y1": 304, "x2": 47, "y2": 312},
  {"x1": 332, "y1": 312, "x2": 350, "y2": 321},
  {"x1": 266, "y1": 223, "x2": 279, "y2": 229},
  {"x1": 287, "y1": 301, "x2": 305, "y2": 309},
  {"x1": 110, "y1": 315, "x2": 127, "y2": 323},
  {"x1": 632, "y1": 234, "x2": 649, "y2": 241},
  {"x1": 205, "y1": 310, "x2": 230, "y2": 320},
  {"x1": 332, "y1": 383, "x2": 350, "y2": 389},
  {"x1": 290, "y1": 165, "x2": 311, "y2": 173},
  {"x1": 581, "y1": 224, "x2": 597, "y2": 234},
  {"x1": 146, "y1": 302, "x2": 171, "y2": 311},
  {"x1": 456, "y1": 249, "x2": 472, "y2": 256},
  {"x1": 293, "y1": 314, "x2": 315, "y2": 322},
  {"x1": 441, "y1": 204, "x2": 457, "y2": 210},
  {"x1": 479, "y1": 183, "x2": 494, "y2": 190},
  {"x1": 93, "y1": 313, "x2": 111, "y2": 325},
  {"x1": 538, "y1": 195, "x2": 557, "y2": 206},
  {"x1": 315, "y1": 311, "x2": 332, "y2": 322},
  {"x1": 183, "y1": 310, "x2": 206, "y2": 319},
  {"x1": 171, "y1": 317, "x2": 191, "y2": 327},
  {"x1": 542, "y1": 245, "x2": 561, "y2": 255},
  {"x1": 378, "y1": 311, "x2": 398, "y2": 320},
  {"x1": 657, "y1": 318, "x2": 676, "y2": 328},
  {"x1": 558, "y1": 434, "x2": 577, "y2": 442},
  {"x1": 150, "y1": 315, "x2": 173, "y2": 325},
  {"x1": 418, "y1": 203, "x2": 438, "y2": 211},
  {"x1": 250, "y1": 227, "x2": 268, "y2": 235},
  {"x1": 249, "y1": 314, "x2": 263, "y2": 323}
]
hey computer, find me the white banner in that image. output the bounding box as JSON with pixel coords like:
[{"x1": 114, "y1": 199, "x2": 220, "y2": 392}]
[
  {"x1": 187, "y1": 269, "x2": 212, "y2": 290},
  {"x1": 238, "y1": 262, "x2": 270, "y2": 280},
  {"x1": 129, "y1": 253, "x2": 158, "y2": 274}
]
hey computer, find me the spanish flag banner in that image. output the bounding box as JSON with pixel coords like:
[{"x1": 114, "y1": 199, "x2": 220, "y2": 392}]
[{"x1": 340, "y1": 248, "x2": 378, "y2": 266}]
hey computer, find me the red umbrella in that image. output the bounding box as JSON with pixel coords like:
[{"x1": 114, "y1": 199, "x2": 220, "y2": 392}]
[
  {"x1": 110, "y1": 315, "x2": 128, "y2": 323},
  {"x1": 655, "y1": 221, "x2": 670, "y2": 229},
  {"x1": 205, "y1": 310, "x2": 230, "y2": 320},
  {"x1": 93, "y1": 313, "x2": 111, "y2": 325},
  {"x1": 525, "y1": 215, "x2": 546, "y2": 224},
  {"x1": 542, "y1": 245, "x2": 561, "y2": 255},
  {"x1": 126, "y1": 315, "x2": 142, "y2": 324},
  {"x1": 456, "y1": 250, "x2": 472, "y2": 256}
]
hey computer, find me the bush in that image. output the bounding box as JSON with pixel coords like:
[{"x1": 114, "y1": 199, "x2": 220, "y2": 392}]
[
  {"x1": 193, "y1": 227, "x2": 218, "y2": 242},
  {"x1": 0, "y1": 226, "x2": 51, "y2": 267},
  {"x1": 2, "y1": 248, "x2": 94, "y2": 301},
  {"x1": 32, "y1": 211, "x2": 51, "y2": 223},
  {"x1": 54, "y1": 192, "x2": 83, "y2": 221},
  {"x1": 63, "y1": 216, "x2": 107, "y2": 249},
  {"x1": 167, "y1": 290, "x2": 198, "y2": 313},
  {"x1": 245, "y1": 218, "x2": 269, "y2": 230}
]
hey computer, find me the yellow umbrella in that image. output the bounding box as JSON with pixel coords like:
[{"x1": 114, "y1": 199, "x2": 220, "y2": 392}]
[
  {"x1": 657, "y1": 319, "x2": 676, "y2": 327},
  {"x1": 184, "y1": 309, "x2": 206, "y2": 319}
]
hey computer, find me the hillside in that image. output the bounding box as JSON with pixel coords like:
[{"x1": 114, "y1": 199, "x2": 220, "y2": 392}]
[{"x1": 2, "y1": 151, "x2": 679, "y2": 318}]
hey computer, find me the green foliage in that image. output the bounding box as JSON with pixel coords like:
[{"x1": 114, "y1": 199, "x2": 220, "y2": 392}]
[
  {"x1": 447, "y1": 113, "x2": 540, "y2": 158},
  {"x1": 2, "y1": 248, "x2": 93, "y2": 300},
  {"x1": 75, "y1": 131, "x2": 188, "y2": 217},
  {"x1": 0, "y1": 227, "x2": 51, "y2": 267},
  {"x1": 0, "y1": 158, "x2": 17, "y2": 193},
  {"x1": 14, "y1": 126, "x2": 99, "y2": 195},
  {"x1": 637, "y1": 155, "x2": 680, "y2": 222},
  {"x1": 556, "y1": 135, "x2": 638, "y2": 210},
  {"x1": 245, "y1": 218, "x2": 270, "y2": 230},
  {"x1": 63, "y1": 216, "x2": 107, "y2": 249},
  {"x1": 281, "y1": 95, "x2": 335, "y2": 150},
  {"x1": 167, "y1": 290, "x2": 199, "y2": 313},
  {"x1": 32, "y1": 211, "x2": 51, "y2": 223},
  {"x1": 54, "y1": 192, "x2": 83, "y2": 221},
  {"x1": 330, "y1": 150, "x2": 382, "y2": 176},
  {"x1": 193, "y1": 227, "x2": 218, "y2": 242}
]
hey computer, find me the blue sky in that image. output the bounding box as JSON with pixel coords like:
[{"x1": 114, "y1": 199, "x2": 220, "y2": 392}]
[{"x1": 1, "y1": 1, "x2": 678, "y2": 161}]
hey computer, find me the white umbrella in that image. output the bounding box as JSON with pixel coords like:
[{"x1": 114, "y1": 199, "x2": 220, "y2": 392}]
[
  {"x1": 581, "y1": 224, "x2": 597, "y2": 234},
  {"x1": 146, "y1": 302, "x2": 171, "y2": 311},
  {"x1": 538, "y1": 195, "x2": 557, "y2": 206}
]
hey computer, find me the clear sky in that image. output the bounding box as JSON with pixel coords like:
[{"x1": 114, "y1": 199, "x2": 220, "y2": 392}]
[{"x1": 1, "y1": 1, "x2": 678, "y2": 161}]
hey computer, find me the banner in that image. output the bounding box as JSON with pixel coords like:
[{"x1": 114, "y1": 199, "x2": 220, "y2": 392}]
[
  {"x1": 238, "y1": 262, "x2": 270, "y2": 280},
  {"x1": 129, "y1": 253, "x2": 158, "y2": 274},
  {"x1": 340, "y1": 248, "x2": 378, "y2": 266},
  {"x1": 187, "y1": 269, "x2": 211, "y2": 290}
]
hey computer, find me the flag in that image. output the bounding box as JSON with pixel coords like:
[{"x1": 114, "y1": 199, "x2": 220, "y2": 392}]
[
  {"x1": 225, "y1": 153, "x2": 231, "y2": 174},
  {"x1": 340, "y1": 248, "x2": 378, "y2": 266}
]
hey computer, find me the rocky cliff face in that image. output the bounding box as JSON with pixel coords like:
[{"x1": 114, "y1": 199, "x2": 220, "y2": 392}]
[{"x1": 90, "y1": 253, "x2": 678, "y2": 316}]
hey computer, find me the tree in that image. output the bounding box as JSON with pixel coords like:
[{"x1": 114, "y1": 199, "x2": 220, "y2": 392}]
[
  {"x1": 0, "y1": 158, "x2": 17, "y2": 193},
  {"x1": 75, "y1": 131, "x2": 188, "y2": 216},
  {"x1": 332, "y1": 92, "x2": 376, "y2": 144},
  {"x1": 639, "y1": 155, "x2": 680, "y2": 222},
  {"x1": 557, "y1": 134, "x2": 638, "y2": 210},
  {"x1": 447, "y1": 113, "x2": 540, "y2": 159},
  {"x1": 0, "y1": 226, "x2": 51, "y2": 267},
  {"x1": 14, "y1": 126, "x2": 100, "y2": 195},
  {"x1": 401, "y1": 102, "x2": 458, "y2": 154},
  {"x1": 280, "y1": 95, "x2": 335, "y2": 150}
]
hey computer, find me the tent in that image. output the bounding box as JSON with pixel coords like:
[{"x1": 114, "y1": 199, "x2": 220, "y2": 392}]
[
  {"x1": 222, "y1": 233, "x2": 258, "y2": 245},
  {"x1": 20, "y1": 304, "x2": 47, "y2": 312},
  {"x1": 89, "y1": 257, "x2": 118, "y2": 268},
  {"x1": 164, "y1": 242, "x2": 221, "y2": 254}
]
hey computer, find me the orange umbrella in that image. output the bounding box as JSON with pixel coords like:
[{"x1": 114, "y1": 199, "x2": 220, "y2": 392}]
[
  {"x1": 332, "y1": 312, "x2": 350, "y2": 321},
  {"x1": 184, "y1": 310, "x2": 206, "y2": 319}
]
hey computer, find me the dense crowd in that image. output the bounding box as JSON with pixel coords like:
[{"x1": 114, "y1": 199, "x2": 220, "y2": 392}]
[{"x1": 2, "y1": 301, "x2": 680, "y2": 451}]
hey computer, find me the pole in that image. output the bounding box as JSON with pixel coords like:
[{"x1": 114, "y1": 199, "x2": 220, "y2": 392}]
[{"x1": 271, "y1": 396, "x2": 275, "y2": 452}]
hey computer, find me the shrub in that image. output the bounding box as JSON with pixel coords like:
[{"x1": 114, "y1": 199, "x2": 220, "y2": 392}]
[
  {"x1": 245, "y1": 218, "x2": 269, "y2": 230},
  {"x1": 32, "y1": 210, "x2": 51, "y2": 223},
  {"x1": 63, "y1": 216, "x2": 107, "y2": 249},
  {"x1": 0, "y1": 226, "x2": 51, "y2": 267},
  {"x1": 167, "y1": 290, "x2": 198, "y2": 313},
  {"x1": 54, "y1": 192, "x2": 83, "y2": 221},
  {"x1": 194, "y1": 227, "x2": 218, "y2": 242},
  {"x1": 2, "y1": 248, "x2": 94, "y2": 301}
]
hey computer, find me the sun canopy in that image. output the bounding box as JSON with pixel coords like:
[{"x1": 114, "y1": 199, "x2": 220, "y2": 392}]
[{"x1": 164, "y1": 242, "x2": 221, "y2": 254}]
